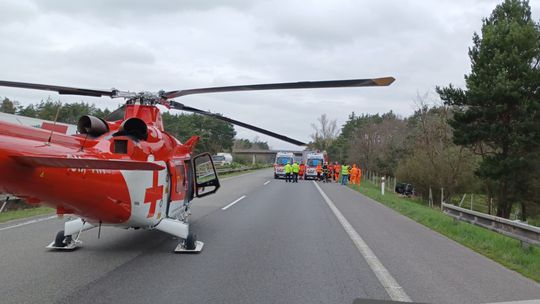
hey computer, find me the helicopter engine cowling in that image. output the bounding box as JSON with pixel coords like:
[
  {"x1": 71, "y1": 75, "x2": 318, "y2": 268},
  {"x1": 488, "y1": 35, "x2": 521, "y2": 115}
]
[
  {"x1": 120, "y1": 117, "x2": 148, "y2": 140},
  {"x1": 77, "y1": 115, "x2": 109, "y2": 137}
]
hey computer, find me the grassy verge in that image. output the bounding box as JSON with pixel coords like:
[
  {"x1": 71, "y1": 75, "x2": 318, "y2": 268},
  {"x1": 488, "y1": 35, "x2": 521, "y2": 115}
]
[
  {"x1": 0, "y1": 206, "x2": 55, "y2": 223},
  {"x1": 349, "y1": 181, "x2": 540, "y2": 283},
  {"x1": 218, "y1": 165, "x2": 271, "y2": 178}
]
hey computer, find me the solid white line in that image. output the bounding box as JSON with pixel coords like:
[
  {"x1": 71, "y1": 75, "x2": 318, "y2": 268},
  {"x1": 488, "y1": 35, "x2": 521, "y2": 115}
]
[
  {"x1": 221, "y1": 195, "x2": 246, "y2": 210},
  {"x1": 0, "y1": 215, "x2": 57, "y2": 232},
  {"x1": 263, "y1": 180, "x2": 271, "y2": 185},
  {"x1": 312, "y1": 181, "x2": 411, "y2": 302}
]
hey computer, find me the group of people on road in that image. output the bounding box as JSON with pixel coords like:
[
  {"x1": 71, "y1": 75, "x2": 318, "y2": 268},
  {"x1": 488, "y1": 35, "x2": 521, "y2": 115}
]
[
  {"x1": 284, "y1": 162, "x2": 300, "y2": 183},
  {"x1": 315, "y1": 162, "x2": 362, "y2": 185},
  {"x1": 284, "y1": 161, "x2": 362, "y2": 186}
]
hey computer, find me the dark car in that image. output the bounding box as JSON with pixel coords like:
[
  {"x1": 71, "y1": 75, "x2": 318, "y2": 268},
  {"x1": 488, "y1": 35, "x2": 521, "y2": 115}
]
[{"x1": 395, "y1": 182, "x2": 414, "y2": 197}]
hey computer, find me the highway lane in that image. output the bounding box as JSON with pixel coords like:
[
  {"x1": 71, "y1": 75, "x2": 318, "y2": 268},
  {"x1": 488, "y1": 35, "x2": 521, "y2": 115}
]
[
  {"x1": 318, "y1": 182, "x2": 540, "y2": 304},
  {"x1": 0, "y1": 168, "x2": 539, "y2": 303}
]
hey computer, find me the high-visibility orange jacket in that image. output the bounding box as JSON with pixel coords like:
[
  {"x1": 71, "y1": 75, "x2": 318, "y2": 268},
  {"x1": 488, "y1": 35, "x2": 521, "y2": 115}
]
[
  {"x1": 350, "y1": 166, "x2": 359, "y2": 178},
  {"x1": 316, "y1": 164, "x2": 322, "y2": 173}
]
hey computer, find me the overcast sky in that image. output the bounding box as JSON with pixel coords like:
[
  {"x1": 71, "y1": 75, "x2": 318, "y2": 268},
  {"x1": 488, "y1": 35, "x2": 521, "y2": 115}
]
[{"x1": 1, "y1": 0, "x2": 539, "y2": 150}]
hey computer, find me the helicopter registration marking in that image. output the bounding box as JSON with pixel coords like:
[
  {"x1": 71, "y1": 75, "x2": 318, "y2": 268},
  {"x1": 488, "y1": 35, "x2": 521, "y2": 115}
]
[{"x1": 66, "y1": 155, "x2": 113, "y2": 174}]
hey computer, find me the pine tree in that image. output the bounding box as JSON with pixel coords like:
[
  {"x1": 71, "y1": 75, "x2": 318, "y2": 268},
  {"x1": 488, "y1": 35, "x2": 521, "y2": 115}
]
[{"x1": 437, "y1": 0, "x2": 540, "y2": 218}]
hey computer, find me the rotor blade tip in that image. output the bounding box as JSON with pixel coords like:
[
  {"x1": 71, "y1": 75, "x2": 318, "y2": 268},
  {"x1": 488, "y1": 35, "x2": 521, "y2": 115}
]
[{"x1": 373, "y1": 77, "x2": 395, "y2": 86}]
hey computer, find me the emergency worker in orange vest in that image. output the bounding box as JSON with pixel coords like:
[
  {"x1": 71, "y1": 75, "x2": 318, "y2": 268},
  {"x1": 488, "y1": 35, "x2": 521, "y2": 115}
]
[
  {"x1": 316, "y1": 163, "x2": 323, "y2": 181},
  {"x1": 350, "y1": 164, "x2": 360, "y2": 185},
  {"x1": 299, "y1": 162, "x2": 305, "y2": 180},
  {"x1": 334, "y1": 162, "x2": 341, "y2": 183}
]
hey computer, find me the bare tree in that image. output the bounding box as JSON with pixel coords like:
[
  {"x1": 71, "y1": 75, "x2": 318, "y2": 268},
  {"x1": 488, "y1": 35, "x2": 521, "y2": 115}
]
[
  {"x1": 310, "y1": 114, "x2": 338, "y2": 151},
  {"x1": 396, "y1": 92, "x2": 479, "y2": 203}
]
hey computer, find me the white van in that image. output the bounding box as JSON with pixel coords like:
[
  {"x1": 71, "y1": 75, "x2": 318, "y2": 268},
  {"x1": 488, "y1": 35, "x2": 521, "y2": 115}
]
[
  {"x1": 304, "y1": 152, "x2": 325, "y2": 180},
  {"x1": 212, "y1": 153, "x2": 233, "y2": 165},
  {"x1": 274, "y1": 152, "x2": 294, "y2": 179}
]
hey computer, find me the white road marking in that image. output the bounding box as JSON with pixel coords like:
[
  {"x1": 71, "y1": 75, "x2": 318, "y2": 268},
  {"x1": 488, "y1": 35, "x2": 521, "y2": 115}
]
[
  {"x1": 0, "y1": 215, "x2": 57, "y2": 232},
  {"x1": 312, "y1": 181, "x2": 411, "y2": 302},
  {"x1": 263, "y1": 180, "x2": 271, "y2": 185},
  {"x1": 221, "y1": 195, "x2": 246, "y2": 210}
]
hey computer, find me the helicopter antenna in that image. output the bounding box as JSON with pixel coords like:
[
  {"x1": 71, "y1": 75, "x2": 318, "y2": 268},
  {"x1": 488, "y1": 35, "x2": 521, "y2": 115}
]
[
  {"x1": 46, "y1": 103, "x2": 62, "y2": 145},
  {"x1": 79, "y1": 132, "x2": 90, "y2": 152}
]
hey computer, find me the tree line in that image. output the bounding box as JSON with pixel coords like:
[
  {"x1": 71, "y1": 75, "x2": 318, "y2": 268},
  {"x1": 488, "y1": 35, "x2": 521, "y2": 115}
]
[{"x1": 310, "y1": 0, "x2": 540, "y2": 220}]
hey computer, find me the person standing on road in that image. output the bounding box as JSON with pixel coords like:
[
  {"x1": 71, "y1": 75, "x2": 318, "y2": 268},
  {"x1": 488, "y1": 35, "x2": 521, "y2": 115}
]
[
  {"x1": 284, "y1": 162, "x2": 292, "y2": 183},
  {"x1": 299, "y1": 162, "x2": 305, "y2": 180},
  {"x1": 350, "y1": 164, "x2": 360, "y2": 186},
  {"x1": 292, "y1": 161, "x2": 300, "y2": 183},
  {"x1": 322, "y1": 162, "x2": 329, "y2": 183},
  {"x1": 334, "y1": 162, "x2": 341, "y2": 183},
  {"x1": 340, "y1": 164, "x2": 350, "y2": 185},
  {"x1": 316, "y1": 163, "x2": 323, "y2": 181}
]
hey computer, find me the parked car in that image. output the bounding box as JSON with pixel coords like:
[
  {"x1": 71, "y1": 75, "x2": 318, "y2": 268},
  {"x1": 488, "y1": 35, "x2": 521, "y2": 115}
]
[{"x1": 395, "y1": 182, "x2": 414, "y2": 197}]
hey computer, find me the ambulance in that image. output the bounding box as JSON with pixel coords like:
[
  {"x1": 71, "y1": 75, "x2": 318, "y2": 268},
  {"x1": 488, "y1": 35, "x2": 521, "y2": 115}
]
[
  {"x1": 274, "y1": 152, "x2": 295, "y2": 179},
  {"x1": 303, "y1": 151, "x2": 326, "y2": 180}
]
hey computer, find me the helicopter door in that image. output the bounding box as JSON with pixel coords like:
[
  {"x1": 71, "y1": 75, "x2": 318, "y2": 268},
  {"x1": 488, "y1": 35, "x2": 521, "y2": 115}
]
[{"x1": 167, "y1": 159, "x2": 189, "y2": 218}]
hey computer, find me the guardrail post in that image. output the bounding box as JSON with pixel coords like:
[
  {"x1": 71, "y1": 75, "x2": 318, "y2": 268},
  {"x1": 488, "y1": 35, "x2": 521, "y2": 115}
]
[
  {"x1": 381, "y1": 176, "x2": 385, "y2": 195},
  {"x1": 440, "y1": 187, "x2": 444, "y2": 211},
  {"x1": 470, "y1": 194, "x2": 473, "y2": 210}
]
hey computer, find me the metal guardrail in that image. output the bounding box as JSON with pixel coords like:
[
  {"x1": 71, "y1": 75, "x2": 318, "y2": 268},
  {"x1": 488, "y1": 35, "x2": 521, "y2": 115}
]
[
  {"x1": 216, "y1": 166, "x2": 252, "y2": 175},
  {"x1": 216, "y1": 165, "x2": 272, "y2": 175},
  {"x1": 442, "y1": 203, "x2": 540, "y2": 247}
]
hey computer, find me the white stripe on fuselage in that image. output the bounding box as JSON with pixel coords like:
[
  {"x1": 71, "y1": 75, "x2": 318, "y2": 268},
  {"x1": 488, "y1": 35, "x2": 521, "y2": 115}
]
[{"x1": 120, "y1": 161, "x2": 169, "y2": 228}]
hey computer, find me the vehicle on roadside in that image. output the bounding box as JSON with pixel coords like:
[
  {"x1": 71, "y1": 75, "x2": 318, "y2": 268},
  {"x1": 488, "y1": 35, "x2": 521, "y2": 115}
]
[
  {"x1": 274, "y1": 151, "x2": 294, "y2": 179},
  {"x1": 303, "y1": 151, "x2": 326, "y2": 180},
  {"x1": 395, "y1": 182, "x2": 414, "y2": 197},
  {"x1": 212, "y1": 153, "x2": 233, "y2": 166}
]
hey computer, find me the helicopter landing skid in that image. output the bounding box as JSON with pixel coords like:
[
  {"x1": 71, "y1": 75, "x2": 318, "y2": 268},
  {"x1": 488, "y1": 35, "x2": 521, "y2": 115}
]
[
  {"x1": 174, "y1": 241, "x2": 204, "y2": 253},
  {"x1": 46, "y1": 239, "x2": 82, "y2": 250}
]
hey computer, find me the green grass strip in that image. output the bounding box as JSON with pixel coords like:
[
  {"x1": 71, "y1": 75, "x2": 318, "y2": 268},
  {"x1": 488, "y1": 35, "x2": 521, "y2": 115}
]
[
  {"x1": 349, "y1": 181, "x2": 540, "y2": 283},
  {"x1": 0, "y1": 206, "x2": 55, "y2": 223}
]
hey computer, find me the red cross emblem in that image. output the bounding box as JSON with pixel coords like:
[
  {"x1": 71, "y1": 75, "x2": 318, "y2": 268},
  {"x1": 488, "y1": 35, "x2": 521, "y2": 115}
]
[{"x1": 144, "y1": 171, "x2": 164, "y2": 218}]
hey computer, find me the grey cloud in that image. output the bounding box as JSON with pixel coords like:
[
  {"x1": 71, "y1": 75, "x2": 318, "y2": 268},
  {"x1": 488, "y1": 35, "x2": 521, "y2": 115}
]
[{"x1": 1, "y1": 0, "x2": 539, "y2": 150}]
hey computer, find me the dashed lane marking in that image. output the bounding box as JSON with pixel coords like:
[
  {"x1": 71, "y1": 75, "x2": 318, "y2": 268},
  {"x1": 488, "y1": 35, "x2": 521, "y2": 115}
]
[
  {"x1": 0, "y1": 215, "x2": 57, "y2": 232},
  {"x1": 221, "y1": 195, "x2": 246, "y2": 211}
]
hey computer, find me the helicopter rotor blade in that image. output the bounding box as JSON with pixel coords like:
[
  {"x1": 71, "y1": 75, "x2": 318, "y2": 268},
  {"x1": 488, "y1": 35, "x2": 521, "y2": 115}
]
[
  {"x1": 0, "y1": 80, "x2": 119, "y2": 97},
  {"x1": 163, "y1": 77, "x2": 395, "y2": 99},
  {"x1": 170, "y1": 101, "x2": 306, "y2": 146}
]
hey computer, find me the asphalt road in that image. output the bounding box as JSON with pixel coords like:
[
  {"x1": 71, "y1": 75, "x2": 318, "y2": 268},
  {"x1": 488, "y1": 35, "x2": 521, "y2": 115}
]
[{"x1": 0, "y1": 168, "x2": 539, "y2": 304}]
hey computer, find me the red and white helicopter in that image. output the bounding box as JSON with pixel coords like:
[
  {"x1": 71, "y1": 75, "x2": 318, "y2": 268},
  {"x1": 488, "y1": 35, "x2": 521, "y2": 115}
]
[{"x1": 0, "y1": 77, "x2": 394, "y2": 252}]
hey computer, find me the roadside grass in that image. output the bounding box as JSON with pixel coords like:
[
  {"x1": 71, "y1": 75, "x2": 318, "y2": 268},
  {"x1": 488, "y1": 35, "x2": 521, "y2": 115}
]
[
  {"x1": 0, "y1": 206, "x2": 54, "y2": 223},
  {"x1": 218, "y1": 165, "x2": 271, "y2": 178},
  {"x1": 349, "y1": 181, "x2": 540, "y2": 283}
]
